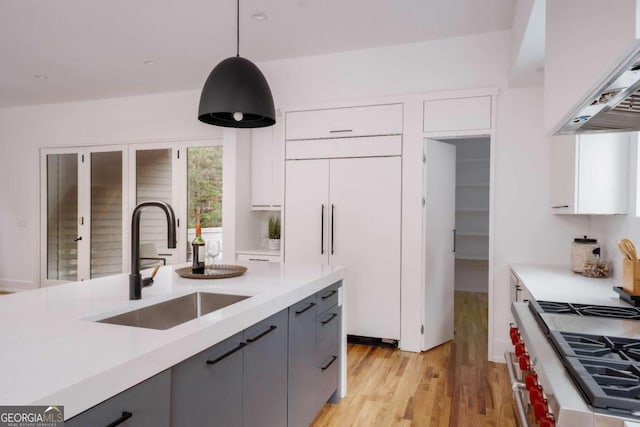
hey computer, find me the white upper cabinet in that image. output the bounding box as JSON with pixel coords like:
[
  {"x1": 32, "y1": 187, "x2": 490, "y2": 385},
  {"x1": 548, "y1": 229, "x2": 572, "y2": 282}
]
[
  {"x1": 423, "y1": 96, "x2": 491, "y2": 133},
  {"x1": 550, "y1": 133, "x2": 630, "y2": 215},
  {"x1": 545, "y1": 0, "x2": 640, "y2": 134},
  {"x1": 251, "y1": 123, "x2": 283, "y2": 210},
  {"x1": 285, "y1": 104, "x2": 403, "y2": 140}
]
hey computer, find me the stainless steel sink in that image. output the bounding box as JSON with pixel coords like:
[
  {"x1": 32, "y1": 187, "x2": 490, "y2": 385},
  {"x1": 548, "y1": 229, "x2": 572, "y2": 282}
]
[{"x1": 97, "y1": 292, "x2": 250, "y2": 330}]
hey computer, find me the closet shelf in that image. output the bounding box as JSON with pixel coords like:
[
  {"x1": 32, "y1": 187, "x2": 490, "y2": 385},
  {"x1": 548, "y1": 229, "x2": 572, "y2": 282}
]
[
  {"x1": 456, "y1": 158, "x2": 490, "y2": 163},
  {"x1": 456, "y1": 232, "x2": 489, "y2": 237},
  {"x1": 456, "y1": 183, "x2": 489, "y2": 188},
  {"x1": 455, "y1": 255, "x2": 489, "y2": 261}
]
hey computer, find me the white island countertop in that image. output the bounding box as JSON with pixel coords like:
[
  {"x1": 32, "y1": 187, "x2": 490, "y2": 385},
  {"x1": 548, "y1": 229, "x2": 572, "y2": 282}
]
[
  {"x1": 0, "y1": 261, "x2": 345, "y2": 419},
  {"x1": 510, "y1": 263, "x2": 629, "y2": 307}
]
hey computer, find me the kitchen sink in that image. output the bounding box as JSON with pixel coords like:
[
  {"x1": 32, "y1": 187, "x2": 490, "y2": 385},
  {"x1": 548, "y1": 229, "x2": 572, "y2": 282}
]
[{"x1": 97, "y1": 292, "x2": 250, "y2": 330}]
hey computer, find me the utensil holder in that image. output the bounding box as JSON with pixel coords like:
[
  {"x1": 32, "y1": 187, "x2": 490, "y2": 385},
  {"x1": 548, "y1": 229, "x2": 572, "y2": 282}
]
[{"x1": 622, "y1": 259, "x2": 640, "y2": 295}]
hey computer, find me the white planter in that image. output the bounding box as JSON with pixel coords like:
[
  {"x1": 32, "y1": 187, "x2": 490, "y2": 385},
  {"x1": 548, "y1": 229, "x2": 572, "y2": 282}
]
[{"x1": 268, "y1": 239, "x2": 281, "y2": 250}]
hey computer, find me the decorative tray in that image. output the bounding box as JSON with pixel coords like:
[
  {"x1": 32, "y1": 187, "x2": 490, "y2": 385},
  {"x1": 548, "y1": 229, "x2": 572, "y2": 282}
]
[{"x1": 174, "y1": 264, "x2": 247, "y2": 280}]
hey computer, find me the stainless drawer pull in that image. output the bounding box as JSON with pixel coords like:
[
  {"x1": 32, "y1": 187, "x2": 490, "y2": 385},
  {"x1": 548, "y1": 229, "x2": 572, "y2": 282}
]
[
  {"x1": 295, "y1": 302, "x2": 316, "y2": 315},
  {"x1": 504, "y1": 351, "x2": 528, "y2": 427},
  {"x1": 248, "y1": 258, "x2": 269, "y2": 262},
  {"x1": 321, "y1": 313, "x2": 338, "y2": 325},
  {"x1": 551, "y1": 205, "x2": 569, "y2": 209},
  {"x1": 321, "y1": 355, "x2": 338, "y2": 370},
  {"x1": 105, "y1": 411, "x2": 132, "y2": 427},
  {"x1": 207, "y1": 342, "x2": 246, "y2": 365},
  {"x1": 329, "y1": 129, "x2": 353, "y2": 133},
  {"x1": 246, "y1": 325, "x2": 277, "y2": 343}
]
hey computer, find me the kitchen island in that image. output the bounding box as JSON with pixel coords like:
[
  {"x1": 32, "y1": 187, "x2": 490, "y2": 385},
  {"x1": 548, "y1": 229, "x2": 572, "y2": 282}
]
[
  {"x1": 0, "y1": 261, "x2": 345, "y2": 423},
  {"x1": 510, "y1": 264, "x2": 640, "y2": 427}
]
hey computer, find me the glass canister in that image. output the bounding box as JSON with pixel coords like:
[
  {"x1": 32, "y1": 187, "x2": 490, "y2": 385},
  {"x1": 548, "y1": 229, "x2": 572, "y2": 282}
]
[{"x1": 571, "y1": 236, "x2": 599, "y2": 273}]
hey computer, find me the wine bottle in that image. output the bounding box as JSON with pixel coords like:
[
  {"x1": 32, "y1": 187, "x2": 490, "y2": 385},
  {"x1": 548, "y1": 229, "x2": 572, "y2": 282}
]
[{"x1": 192, "y1": 223, "x2": 205, "y2": 274}]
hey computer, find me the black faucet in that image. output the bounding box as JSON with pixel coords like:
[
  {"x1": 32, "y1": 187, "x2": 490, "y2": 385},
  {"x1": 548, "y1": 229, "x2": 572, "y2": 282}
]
[{"x1": 129, "y1": 201, "x2": 177, "y2": 300}]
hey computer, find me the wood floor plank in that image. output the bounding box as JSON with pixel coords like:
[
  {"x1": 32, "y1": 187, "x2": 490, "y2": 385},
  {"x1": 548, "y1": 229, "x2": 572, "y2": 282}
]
[{"x1": 311, "y1": 291, "x2": 515, "y2": 427}]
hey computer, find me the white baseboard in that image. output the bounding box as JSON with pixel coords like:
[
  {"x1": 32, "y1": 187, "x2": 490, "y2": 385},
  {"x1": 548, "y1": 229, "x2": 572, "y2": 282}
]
[{"x1": 0, "y1": 279, "x2": 36, "y2": 292}]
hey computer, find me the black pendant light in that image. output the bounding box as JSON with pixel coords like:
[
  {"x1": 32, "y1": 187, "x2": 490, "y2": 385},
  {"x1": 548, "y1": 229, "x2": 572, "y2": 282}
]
[{"x1": 198, "y1": 0, "x2": 275, "y2": 128}]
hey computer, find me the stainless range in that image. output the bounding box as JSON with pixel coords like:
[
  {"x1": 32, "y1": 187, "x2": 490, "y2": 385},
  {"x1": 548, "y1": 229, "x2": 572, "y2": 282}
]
[{"x1": 509, "y1": 299, "x2": 640, "y2": 427}]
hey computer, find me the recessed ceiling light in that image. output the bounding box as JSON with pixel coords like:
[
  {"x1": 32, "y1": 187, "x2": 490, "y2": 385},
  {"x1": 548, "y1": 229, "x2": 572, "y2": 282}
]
[
  {"x1": 144, "y1": 60, "x2": 156, "y2": 66},
  {"x1": 252, "y1": 12, "x2": 267, "y2": 20},
  {"x1": 33, "y1": 74, "x2": 47, "y2": 79}
]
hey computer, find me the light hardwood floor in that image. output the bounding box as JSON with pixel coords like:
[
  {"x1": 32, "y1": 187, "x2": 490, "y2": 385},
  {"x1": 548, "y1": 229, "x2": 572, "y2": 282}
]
[{"x1": 312, "y1": 291, "x2": 516, "y2": 427}]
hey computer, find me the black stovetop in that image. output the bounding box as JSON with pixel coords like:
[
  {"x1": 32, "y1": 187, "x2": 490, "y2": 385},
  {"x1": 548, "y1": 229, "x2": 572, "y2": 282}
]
[
  {"x1": 550, "y1": 331, "x2": 640, "y2": 412},
  {"x1": 532, "y1": 300, "x2": 640, "y2": 320}
]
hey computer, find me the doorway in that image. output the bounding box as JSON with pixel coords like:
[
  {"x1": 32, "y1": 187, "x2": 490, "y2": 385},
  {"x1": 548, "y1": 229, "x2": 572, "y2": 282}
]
[{"x1": 421, "y1": 136, "x2": 491, "y2": 352}]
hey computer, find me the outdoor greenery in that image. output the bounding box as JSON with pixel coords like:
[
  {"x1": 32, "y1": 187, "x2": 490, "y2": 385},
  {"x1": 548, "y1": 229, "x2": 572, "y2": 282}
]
[{"x1": 187, "y1": 146, "x2": 223, "y2": 228}]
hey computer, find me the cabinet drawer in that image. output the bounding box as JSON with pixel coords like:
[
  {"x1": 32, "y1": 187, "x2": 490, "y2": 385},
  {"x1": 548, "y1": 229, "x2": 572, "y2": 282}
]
[
  {"x1": 286, "y1": 135, "x2": 401, "y2": 159},
  {"x1": 317, "y1": 282, "x2": 340, "y2": 314},
  {"x1": 317, "y1": 308, "x2": 339, "y2": 362},
  {"x1": 237, "y1": 253, "x2": 281, "y2": 263},
  {"x1": 286, "y1": 104, "x2": 403, "y2": 140},
  {"x1": 423, "y1": 96, "x2": 491, "y2": 132},
  {"x1": 66, "y1": 370, "x2": 171, "y2": 427}
]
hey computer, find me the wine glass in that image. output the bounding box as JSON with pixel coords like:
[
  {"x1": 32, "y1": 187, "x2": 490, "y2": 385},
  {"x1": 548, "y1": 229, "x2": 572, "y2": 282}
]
[{"x1": 206, "y1": 241, "x2": 221, "y2": 266}]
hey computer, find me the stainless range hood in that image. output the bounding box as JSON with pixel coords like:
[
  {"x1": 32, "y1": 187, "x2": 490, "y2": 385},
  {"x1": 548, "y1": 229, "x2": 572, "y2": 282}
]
[{"x1": 556, "y1": 44, "x2": 640, "y2": 135}]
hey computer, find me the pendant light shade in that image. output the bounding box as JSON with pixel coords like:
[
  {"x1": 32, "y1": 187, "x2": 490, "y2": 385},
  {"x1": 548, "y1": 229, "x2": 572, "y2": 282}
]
[
  {"x1": 198, "y1": 56, "x2": 275, "y2": 128},
  {"x1": 197, "y1": 0, "x2": 276, "y2": 128}
]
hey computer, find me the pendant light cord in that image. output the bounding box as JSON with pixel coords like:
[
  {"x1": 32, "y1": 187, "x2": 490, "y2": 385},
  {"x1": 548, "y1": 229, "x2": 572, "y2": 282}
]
[{"x1": 236, "y1": 0, "x2": 240, "y2": 57}]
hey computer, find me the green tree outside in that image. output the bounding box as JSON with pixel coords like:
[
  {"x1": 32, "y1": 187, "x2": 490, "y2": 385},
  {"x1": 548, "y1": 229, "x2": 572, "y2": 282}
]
[{"x1": 187, "y1": 146, "x2": 223, "y2": 228}]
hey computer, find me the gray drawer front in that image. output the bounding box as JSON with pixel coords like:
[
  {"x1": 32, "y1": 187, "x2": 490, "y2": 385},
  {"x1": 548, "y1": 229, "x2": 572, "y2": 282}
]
[
  {"x1": 317, "y1": 281, "x2": 340, "y2": 315},
  {"x1": 66, "y1": 370, "x2": 170, "y2": 427},
  {"x1": 316, "y1": 308, "x2": 339, "y2": 364},
  {"x1": 171, "y1": 331, "x2": 244, "y2": 427}
]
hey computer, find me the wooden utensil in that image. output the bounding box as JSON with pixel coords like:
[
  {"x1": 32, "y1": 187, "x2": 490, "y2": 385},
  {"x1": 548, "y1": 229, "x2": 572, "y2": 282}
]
[
  {"x1": 619, "y1": 239, "x2": 637, "y2": 261},
  {"x1": 151, "y1": 264, "x2": 161, "y2": 280}
]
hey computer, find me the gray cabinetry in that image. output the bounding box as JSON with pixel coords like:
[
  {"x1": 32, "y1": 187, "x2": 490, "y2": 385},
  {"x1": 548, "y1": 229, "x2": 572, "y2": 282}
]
[
  {"x1": 316, "y1": 295, "x2": 341, "y2": 405},
  {"x1": 288, "y1": 295, "x2": 319, "y2": 427},
  {"x1": 243, "y1": 309, "x2": 288, "y2": 427},
  {"x1": 171, "y1": 331, "x2": 244, "y2": 427},
  {"x1": 66, "y1": 369, "x2": 170, "y2": 427},
  {"x1": 171, "y1": 310, "x2": 288, "y2": 427}
]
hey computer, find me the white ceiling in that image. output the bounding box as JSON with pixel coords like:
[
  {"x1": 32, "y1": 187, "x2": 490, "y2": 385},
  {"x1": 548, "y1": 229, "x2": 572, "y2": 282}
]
[{"x1": 0, "y1": 0, "x2": 516, "y2": 108}]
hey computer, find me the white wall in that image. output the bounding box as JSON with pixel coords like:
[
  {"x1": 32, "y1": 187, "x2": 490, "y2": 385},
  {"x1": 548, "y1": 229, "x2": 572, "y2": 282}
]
[
  {"x1": 0, "y1": 29, "x2": 589, "y2": 360},
  {"x1": 492, "y1": 86, "x2": 590, "y2": 359}
]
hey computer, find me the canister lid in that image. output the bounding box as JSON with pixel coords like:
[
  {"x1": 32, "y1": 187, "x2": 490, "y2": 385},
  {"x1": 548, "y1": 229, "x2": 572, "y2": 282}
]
[{"x1": 574, "y1": 235, "x2": 597, "y2": 243}]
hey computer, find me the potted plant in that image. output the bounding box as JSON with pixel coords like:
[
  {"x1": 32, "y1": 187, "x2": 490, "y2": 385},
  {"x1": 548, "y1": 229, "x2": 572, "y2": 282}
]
[{"x1": 267, "y1": 216, "x2": 281, "y2": 250}]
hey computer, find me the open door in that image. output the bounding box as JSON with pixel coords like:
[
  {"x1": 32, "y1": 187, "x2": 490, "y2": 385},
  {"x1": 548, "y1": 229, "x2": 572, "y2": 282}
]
[{"x1": 422, "y1": 138, "x2": 456, "y2": 351}]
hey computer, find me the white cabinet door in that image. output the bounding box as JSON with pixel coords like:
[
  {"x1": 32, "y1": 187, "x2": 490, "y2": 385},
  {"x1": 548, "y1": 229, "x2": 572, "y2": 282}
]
[
  {"x1": 422, "y1": 139, "x2": 456, "y2": 351},
  {"x1": 329, "y1": 157, "x2": 401, "y2": 340},
  {"x1": 284, "y1": 160, "x2": 329, "y2": 265},
  {"x1": 550, "y1": 133, "x2": 630, "y2": 214},
  {"x1": 285, "y1": 104, "x2": 403, "y2": 141},
  {"x1": 251, "y1": 124, "x2": 284, "y2": 209},
  {"x1": 423, "y1": 96, "x2": 491, "y2": 133},
  {"x1": 251, "y1": 127, "x2": 273, "y2": 208},
  {"x1": 549, "y1": 135, "x2": 578, "y2": 213}
]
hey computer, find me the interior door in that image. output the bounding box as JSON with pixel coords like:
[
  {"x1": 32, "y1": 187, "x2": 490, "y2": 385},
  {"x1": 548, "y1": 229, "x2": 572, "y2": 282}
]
[
  {"x1": 422, "y1": 139, "x2": 456, "y2": 351},
  {"x1": 329, "y1": 156, "x2": 402, "y2": 340},
  {"x1": 284, "y1": 159, "x2": 329, "y2": 265}
]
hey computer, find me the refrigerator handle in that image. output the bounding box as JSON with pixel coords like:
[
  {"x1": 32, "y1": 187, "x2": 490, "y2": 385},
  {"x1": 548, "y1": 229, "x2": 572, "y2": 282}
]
[
  {"x1": 331, "y1": 204, "x2": 335, "y2": 255},
  {"x1": 320, "y1": 205, "x2": 325, "y2": 255},
  {"x1": 452, "y1": 229, "x2": 456, "y2": 253}
]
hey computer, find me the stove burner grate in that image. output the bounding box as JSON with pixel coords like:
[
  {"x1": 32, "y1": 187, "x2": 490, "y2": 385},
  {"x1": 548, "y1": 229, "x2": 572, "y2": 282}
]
[
  {"x1": 550, "y1": 331, "x2": 640, "y2": 362},
  {"x1": 533, "y1": 300, "x2": 640, "y2": 320}
]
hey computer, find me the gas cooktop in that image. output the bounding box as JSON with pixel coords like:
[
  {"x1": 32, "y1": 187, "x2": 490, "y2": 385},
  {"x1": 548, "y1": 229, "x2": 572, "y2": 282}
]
[
  {"x1": 549, "y1": 330, "x2": 640, "y2": 413},
  {"x1": 532, "y1": 300, "x2": 640, "y2": 320}
]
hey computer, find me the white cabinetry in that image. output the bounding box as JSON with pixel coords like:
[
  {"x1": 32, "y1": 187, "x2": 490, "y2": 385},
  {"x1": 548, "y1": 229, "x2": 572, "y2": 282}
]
[
  {"x1": 285, "y1": 157, "x2": 401, "y2": 340},
  {"x1": 285, "y1": 104, "x2": 402, "y2": 140},
  {"x1": 423, "y1": 96, "x2": 491, "y2": 133},
  {"x1": 545, "y1": 0, "x2": 640, "y2": 134},
  {"x1": 550, "y1": 133, "x2": 630, "y2": 214},
  {"x1": 251, "y1": 123, "x2": 283, "y2": 210}
]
